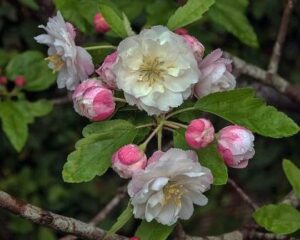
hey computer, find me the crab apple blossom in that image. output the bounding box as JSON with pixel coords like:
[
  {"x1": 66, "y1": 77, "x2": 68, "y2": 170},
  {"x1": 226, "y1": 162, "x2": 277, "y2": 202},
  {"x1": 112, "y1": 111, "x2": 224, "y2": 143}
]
[
  {"x1": 96, "y1": 51, "x2": 118, "y2": 89},
  {"x1": 194, "y1": 49, "x2": 236, "y2": 98},
  {"x1": 112, "y1": 144, "x2": 147, "y2": 179},
  {"x1": 93, "y1": 13, "x2": 110, "y2": 33},
  {"x1": 185, "y1": 118, "x2": 215, "y2": 149},
  {"x1": 128, "y1": 148, "x2": 213, "y2": 225},
  {"x1": 217, "y1": 125, "x2": 255, "y2": 169},
  {"x1": 72, "y1": 78, "x2": 115, "y2": 121},
  {"x1": 174, "y1": 28, "x2": 189, "y2": 35},
  {"x1": 14, "y1": 75, "x2": 26, "y2": 87},
  {"x1": 179, "y1": 34, "x2": 205, "y2": 62},
  {"x1": 34, "y1": 11, "x2": 94, "y2": 90},
  {"x1": 113, "y1": 25, "x2": 200, "y2": 116},
  {"x1": 0, "y1": 76, "x2": 7, "y2": 85}
]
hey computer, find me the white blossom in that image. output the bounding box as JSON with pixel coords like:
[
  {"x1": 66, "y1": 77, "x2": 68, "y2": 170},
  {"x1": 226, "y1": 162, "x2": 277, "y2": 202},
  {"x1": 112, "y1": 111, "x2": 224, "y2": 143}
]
[
  {"x1": 35, "y1": 11, "x2": 94, "y2": 90},
  {"x1": 128, "y1": 148, "x2": 213, "y2": 225},
  {"x1": 113, "y1": 26, "x2": 200, "y2": 116}
]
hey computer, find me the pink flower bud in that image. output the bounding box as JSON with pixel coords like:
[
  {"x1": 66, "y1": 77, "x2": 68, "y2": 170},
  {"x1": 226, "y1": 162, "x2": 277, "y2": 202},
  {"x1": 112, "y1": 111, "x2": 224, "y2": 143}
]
[
  {"x1": 73, "y1": 79, "x2": 115, "y2": 121},
  {"x1": 174, "y1": 28, "x2": 189, "y2": 35},
  {"x1": 14, "y1": 75, "x2": 26, "y2": 87},
  {"x1": 129, "y1": 237, "x2": 140, "y2": 240},
  {"x1": 93, "y1": 13, "x2": 110, "y2": 33},
  {"x1": 96, "y1": 52, "x2": 118, "y2": 89},
  {"x1": 185, "y1": 118, "x2": 215, "y2": 149},
  {"x1": 217, "y1": 125, "x2": 255, "y2": 169},
  {"x1": 0, "y1": 76, "x2": 7, "y2": 85},
  {"x1": 178, "y1": 34, "x2": 205, "y2": 62},
  {"x1": 112, "y1": 144, "x2": 147, "y2": 178},
  {"x1": 194, "y1": 49, "x2": 236, "y2": 98}
]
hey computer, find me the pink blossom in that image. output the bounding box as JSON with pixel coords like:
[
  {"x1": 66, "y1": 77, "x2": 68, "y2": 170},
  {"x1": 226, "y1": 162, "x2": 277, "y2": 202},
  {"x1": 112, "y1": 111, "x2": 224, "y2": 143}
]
[
  {"x1": 112, "y1": 144, "x2": 147, "y2": 179},
  {"x1": 96, "y1": 51, "x2": 118, "y2": 89},
  {"x1": 14, "y1": 75, "x2": 26, "y2": 87},
  {"x1": 93, "y1": 13, "x2": 110, "y2": 33},
  {"x1": 194, "y1": 49, "x2": 236, "y2": 98},
  {"x1": 180, "y1": 34, "x2": 205, "y2": 61},
  {"x1": 217, "y1": 125, "x2": 255, "y2": 169},
  {"x1": 174, "y1": 28, "x2": 189, "y2": 35},
  {"x1": 0, "y1": 76, "x2": 7, "y2": 85},
  {"x1": 185, "y1": 118, "x2": 215, "y2": 149},
  {"x1": 72, "y1": 78, "x2": 115, "y2": 121}
]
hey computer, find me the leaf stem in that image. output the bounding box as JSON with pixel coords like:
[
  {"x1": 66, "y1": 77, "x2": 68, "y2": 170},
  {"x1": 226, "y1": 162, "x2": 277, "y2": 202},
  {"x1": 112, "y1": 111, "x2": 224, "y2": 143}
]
[
  {"x1": 136, "y1": 123, "x2": 155, "y2": 129},
  {"x1": 85, "y1": 45, "x2": 117, "y2": 51},
  {"x1": 165, "y1": 107, "x2": 195, "y2": 119},
  {"x1": 139, "y1": 121, "x2": 164, "y2": 151},
  {"x1": 114, "y1": 97, "x2": 127, "y2": 103},
  {"x1": 165, "y1": 121, "x2": 187, "y2": 129}
]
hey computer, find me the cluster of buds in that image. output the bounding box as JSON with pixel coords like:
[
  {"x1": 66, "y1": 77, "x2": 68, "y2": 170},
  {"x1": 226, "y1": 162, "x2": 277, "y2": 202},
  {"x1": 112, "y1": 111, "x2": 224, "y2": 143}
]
[
  {"x1": 0, "y1": 75, "x2": 26, "y2": 87},
  {"x1": 184, "y1": 118, "x2": 255, "y2": 169}
]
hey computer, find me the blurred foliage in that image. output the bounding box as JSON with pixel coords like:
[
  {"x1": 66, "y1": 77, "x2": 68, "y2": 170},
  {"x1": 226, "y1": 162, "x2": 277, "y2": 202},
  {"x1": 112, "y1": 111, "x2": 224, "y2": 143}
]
[{"x1": 0, "y1": 0, "x2": 300, "y2": 239}]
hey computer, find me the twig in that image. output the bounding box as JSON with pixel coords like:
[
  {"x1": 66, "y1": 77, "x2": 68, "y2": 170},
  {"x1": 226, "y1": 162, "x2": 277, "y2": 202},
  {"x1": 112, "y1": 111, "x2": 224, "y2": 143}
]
[
  {"x1": 267, "y1": 0, "x2": 294, "y2": 76},
  {"x1": 51, "y1": 93, "x2": 72, "y2": 105},
  {"x1": 60, "y1": 186, "x2": 127, "y2": 240},
  {"x1": 224, "y1": 52, "x2": 300, "y2": 104},
  {"x1": 281, "y1": 191, "x2": 300, "y2": 208},
  {"x1": 175, "y1": 223, "x2": 186, "y2": 240},
  {"x1": 228, "y1": 178, "x2": 259, "y2": 210},
  {"x1": 0, "y1": 190, "x2": 128, "y2": 240}
]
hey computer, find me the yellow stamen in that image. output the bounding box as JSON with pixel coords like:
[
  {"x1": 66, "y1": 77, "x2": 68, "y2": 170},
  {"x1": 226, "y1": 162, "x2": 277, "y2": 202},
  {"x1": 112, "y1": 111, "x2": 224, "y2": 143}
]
[
  {"x1": 138, "y1": 56, "x2": 166, "y2": 86},
  {"x1": 163, "y1": 183, "x2": 184, "y2": 207},
  {"x1": 45, "y1": 54, "x2": 64, "y2": 73}
]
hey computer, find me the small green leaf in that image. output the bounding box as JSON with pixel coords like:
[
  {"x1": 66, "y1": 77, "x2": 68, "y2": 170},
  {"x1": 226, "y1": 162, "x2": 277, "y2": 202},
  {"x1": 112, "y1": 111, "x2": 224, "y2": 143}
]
[
  {"x1": 283, "y1": 159, "x2": 300, "y2": 198},
  {"x1": 0, "y1": 100, "x2": 52, "y2": 152},
  {"x1": 135, "y1": 220, "x2": 175, "y2": 240},
  {"x1": 167, "y1": 0, "x2": 215, "y2": 30},
  {"x1": 99, "y1": 2, "x2": 128, "y2": 38},
  {"x1": 173, "y1": 128, "x2": 189, "y2": 150},
  {"x1": 198, "y1": 143, "x2": 228, "y2": 185},
  {"x1": 208, "y1": 0, "x2": 258, "y2": 47},
  {"x1": 19, "y1": 0, "x2": 39, "y2": 10},
  {"x1": 63, "y1": 120, "x2": 137, "y2": 183},
  {"x1": 253, "y1": 204, "x2": 300, "y2": 234},
  {"x1": 195, "y1": 88, "x2": 299, "y2": 138},
  {"x1": 106, "y1": 203, "x2": 133, "y2": 237},
  {"x1": 5, "y1": 51, "x2": 56, "y2": 91}
]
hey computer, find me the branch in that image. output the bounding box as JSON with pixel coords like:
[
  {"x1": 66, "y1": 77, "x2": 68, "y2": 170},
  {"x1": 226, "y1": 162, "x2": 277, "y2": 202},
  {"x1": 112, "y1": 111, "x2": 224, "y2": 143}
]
[
  {"x1": 224, "y1": 52, "x2": 300, "y2": 103},
  {"x1": 267, "y1": 0, "x2": 294, "y2": 75},
  {"x1": 228, "y1": 178, "x2": 259, "y2": 210},
  {"x1": 60, "y1": 186, "x2": 127, "y2": 240},
  {"x1": 281, "y1": 191, "x2": 300, "y2": 208},
  {"x1": 0, "y1": 190, "x2": 128, "y2": 240}
]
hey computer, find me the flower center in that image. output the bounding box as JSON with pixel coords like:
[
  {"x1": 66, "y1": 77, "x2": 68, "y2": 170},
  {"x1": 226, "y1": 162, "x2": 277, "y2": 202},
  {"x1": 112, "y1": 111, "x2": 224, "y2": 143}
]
[
  {"x1": 138, "y1": 57, "x2": 166, "y2": 86},
  {"x1": 163, "y1": 183, "x2": 184, "y2": 207},
  {"x1": 45, "y1": 54, "x2": 64, "y2": 72}
]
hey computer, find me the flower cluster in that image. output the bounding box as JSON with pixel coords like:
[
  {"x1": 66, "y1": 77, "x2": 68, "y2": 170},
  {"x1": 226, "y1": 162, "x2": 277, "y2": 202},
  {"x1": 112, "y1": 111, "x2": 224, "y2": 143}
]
[{"x1": 35, "y1": 12, "x2": 256, "y2": 226}]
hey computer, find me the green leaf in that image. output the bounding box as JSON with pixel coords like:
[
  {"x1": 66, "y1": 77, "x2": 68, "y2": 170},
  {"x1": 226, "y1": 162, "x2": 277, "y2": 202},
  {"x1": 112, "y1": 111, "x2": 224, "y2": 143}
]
[
  {"x1": 99, "y1": 2, "x2": 128, "y2": 38},
  {"x1": 106, "y1": 203, "x2": 133, "y2": 236},
  {"x1": 19, "y1": 0, "x2": 39, "y2": 10},
  {"x1": 54, "y1": 0, "x2": 100, "y2": 33},
  {"x1": 5, "y1": 51, "x2": 56, "y2": 91},
  {"x1": 283, "y1": 159, "x2": 300, "y2": 198},
  {"x1": 0, "y1": 100, "x2": 52, "y2": 151},
  {"x1": 63, "y1": 120, "x2": 137, "y2": 183},
  {"x1": 208, "y1": 0, "x2": 258, "y2": 47},
  {"x1": 195, "y1": 88, "x2": 299, "y2": 138},
  {"x1": 198, "y1": 143, "x2": 228, "y2": 185},
  {"x1": 253, "y1": 204, "x2": 300, "y2": 234},
  {"x1": 173, "y1": 129, "x2": 227, "y2": 185},
  {"x1": 135, "y1": 220, "x2": 175, "y2": 240},
  {"x1": 173, "y1": 128, "x2": 189, "y2": 150},
  {"x1": 167, "y1": 0, "x2": 215, "y2": 30}
]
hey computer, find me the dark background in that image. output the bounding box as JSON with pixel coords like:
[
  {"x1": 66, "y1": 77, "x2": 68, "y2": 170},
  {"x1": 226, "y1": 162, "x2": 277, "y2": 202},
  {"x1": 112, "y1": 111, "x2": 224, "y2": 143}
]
[{"x1": 0, "y1": 0, "x2": 300, "y2": 239}]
